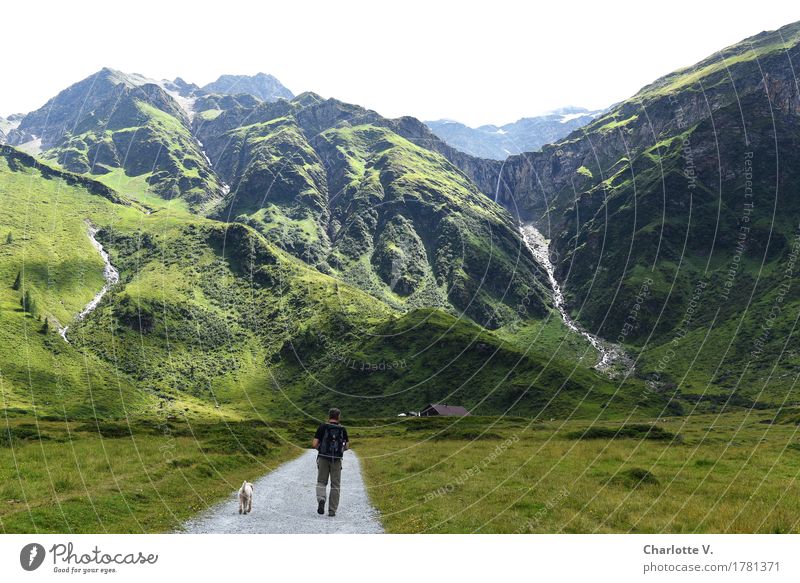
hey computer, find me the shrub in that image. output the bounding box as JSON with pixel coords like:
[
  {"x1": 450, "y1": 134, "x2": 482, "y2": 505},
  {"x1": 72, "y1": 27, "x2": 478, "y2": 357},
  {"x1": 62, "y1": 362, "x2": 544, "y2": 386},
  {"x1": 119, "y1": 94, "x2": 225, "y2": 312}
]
[
  {"x1": 201, "y1": 424, "x2": 279, "y2": 457},
  {"x1": 75, "y1": 422, "x2": 133, "y2": 438},
  {"x1": 1, "y1": 425, "x2": 53, "y2": 447},
  {"x1": 20, "y1": 290, "x2": 36, "y2": 315},
  {"x1": 567, "y1": 424, "x2": 677, "y2": 441},
  {"x1": 610, "y1": 467, "x2": 660, "y2": 488}
]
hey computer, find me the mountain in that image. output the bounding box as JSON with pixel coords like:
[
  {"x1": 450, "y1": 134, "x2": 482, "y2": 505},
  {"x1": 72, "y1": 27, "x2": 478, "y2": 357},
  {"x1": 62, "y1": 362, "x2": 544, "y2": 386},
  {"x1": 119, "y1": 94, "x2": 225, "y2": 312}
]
[
  {"x1": 7, "y1": 68, "x2": 225, "y2": 211},
  {"x1": 481, "y1": 20, "x2": 800, "y2": 401},
  {"x1": 426, "y1": 107, "x2": 604, "y2": 159},
  {"x1": 201, "y1": 73, "x2": 294, "y2": 102},
  {"x1": 193, "y1": 92, "x2": 553, "y2": 328},
  {"x1": 162, "y1": 76, "x2": 200, "y2": 97},
  {"x1": 0, "y1": 143, "x2": 647, "y2": 420},
  {"x1": 0, "y1": 67, "x2": 642, "y2": 420},
  {"x1": 5, "y1": 68, "x2": 539, "y2": 330},
  {"x1": 0, "y1": 113, "x2": 22, "y2": 144}
]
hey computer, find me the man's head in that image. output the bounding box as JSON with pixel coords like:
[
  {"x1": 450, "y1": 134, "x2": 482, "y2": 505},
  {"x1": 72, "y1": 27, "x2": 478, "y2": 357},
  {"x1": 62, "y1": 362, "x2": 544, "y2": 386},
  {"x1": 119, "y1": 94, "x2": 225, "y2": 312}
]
[{"x1": 328, "y1": 408, "x2": 341, "y2": 422}]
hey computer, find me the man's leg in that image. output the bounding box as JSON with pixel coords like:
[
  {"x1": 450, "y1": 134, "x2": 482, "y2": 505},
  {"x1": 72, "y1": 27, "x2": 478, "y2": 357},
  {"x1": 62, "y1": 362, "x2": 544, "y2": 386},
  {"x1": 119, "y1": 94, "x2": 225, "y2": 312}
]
[
  {"x1": 328, "y1": 459, "x2": 342, "y2": 514},
  {"x1": 316, "y1": 457, "x2": 330, "y2": 511}
]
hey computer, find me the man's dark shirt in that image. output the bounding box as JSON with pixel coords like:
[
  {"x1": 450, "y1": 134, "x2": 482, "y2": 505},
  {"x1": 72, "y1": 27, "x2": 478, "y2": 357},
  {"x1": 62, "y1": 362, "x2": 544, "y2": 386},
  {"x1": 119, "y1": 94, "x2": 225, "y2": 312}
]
[{"x1": 315, "y1": 422, "x2": 348, "y2": 459}]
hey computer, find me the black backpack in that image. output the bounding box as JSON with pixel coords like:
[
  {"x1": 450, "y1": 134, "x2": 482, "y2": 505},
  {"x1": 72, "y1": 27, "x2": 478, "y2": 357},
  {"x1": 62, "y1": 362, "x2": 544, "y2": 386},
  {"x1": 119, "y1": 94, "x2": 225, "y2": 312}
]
[{"x1": 319, "y1": 423, "x2": 346, "y2": 459}]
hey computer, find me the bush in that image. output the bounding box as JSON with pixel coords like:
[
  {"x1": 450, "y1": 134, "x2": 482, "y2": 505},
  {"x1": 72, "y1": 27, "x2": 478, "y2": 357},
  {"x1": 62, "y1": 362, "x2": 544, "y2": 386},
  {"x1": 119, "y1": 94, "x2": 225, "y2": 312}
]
[
  {"x1": 426, "y1": 428, "x2": 504, "y2": 440},
  {"x1": 1, "y1": 425, "x2": 54, "y2": 447},
  {"x1": 201, "y1": 424, "x2": 280, "y2": 457},
  {"x1": 567, "y1": 424, "x2": 677, "y2": 441},
  {"x1": 610, "y1": 467, "x2": 660, "y2": 488},
  {"x1": 75, "y1": 422, "x2": 134, "y2": 438}
]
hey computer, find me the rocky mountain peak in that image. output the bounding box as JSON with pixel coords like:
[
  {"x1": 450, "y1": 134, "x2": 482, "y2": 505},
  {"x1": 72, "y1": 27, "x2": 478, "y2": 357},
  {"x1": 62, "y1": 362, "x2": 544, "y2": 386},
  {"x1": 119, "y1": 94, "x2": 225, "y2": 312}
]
[{"x1": 201, "y1": 72, "x2": 294, "y2": 102}]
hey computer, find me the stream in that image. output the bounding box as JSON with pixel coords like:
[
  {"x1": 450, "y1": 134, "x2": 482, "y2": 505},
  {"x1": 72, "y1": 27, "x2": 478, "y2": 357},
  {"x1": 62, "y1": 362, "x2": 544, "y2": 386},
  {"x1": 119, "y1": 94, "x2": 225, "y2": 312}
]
[
  {"x1": 520, "y1": 223, "x2": 633, "y2": 377},
  {"x1": 58, "y1": 222, "x2": 119, "y2": 342}
]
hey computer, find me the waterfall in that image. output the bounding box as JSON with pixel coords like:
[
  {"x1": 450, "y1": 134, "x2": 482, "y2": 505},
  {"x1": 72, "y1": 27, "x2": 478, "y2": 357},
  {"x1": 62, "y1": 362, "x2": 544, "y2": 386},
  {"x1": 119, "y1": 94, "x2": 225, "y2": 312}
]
[
  {"x1": 58, "y1": 222, "x2": 119, "y2": 342},
  {"x1": 519, "y1": 223, "x2": 631, "y2": 376}
]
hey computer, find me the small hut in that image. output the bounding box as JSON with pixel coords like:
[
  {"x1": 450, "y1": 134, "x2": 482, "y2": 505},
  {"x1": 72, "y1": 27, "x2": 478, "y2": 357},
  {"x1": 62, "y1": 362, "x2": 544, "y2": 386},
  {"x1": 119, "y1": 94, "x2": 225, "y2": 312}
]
[{"x1": 419, "y1": 403, "x2": 470, "y2": 417}]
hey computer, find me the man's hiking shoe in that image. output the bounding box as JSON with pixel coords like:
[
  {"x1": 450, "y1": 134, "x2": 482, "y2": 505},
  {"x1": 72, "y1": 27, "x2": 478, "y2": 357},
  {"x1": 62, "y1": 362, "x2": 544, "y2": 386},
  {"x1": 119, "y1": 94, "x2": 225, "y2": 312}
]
[
  {"x1": 328, "y1": 510, "x2": 336, "y2": 517},
  {"x1": 317, "y1": 500, "x2": 325, "y2": 515}
]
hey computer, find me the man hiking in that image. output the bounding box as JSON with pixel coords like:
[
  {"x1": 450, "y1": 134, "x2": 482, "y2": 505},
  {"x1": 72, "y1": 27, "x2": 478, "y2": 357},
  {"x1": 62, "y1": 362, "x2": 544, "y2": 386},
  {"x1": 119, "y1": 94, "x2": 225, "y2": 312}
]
[{"x1": 312, "y1": 408, "x2": 349, "y2": 517}]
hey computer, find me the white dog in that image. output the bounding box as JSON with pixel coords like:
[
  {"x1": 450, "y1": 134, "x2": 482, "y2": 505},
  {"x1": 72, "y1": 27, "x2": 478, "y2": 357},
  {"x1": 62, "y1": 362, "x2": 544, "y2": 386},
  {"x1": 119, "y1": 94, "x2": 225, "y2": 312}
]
[{"x1": 238, "y1": 481, "x2": 254, "y2": 514}]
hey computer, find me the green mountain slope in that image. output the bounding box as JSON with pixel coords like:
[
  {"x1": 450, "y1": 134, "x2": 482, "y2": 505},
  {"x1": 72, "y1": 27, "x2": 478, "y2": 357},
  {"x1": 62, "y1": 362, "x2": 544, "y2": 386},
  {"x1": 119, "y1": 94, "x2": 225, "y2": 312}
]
[
  {"x1": 485, "y1": 20, "x2": 800, "y2": 401},
  {"x1": 194, "y1": 93, "x2": 552, "y2": 329},
  {"x1": 2, "y1": 144, "x2": 639, "y2": 419},
  {"x1": 0, "y1": 146, "x2": 158, "y2": 417},
  {"x1": 8, "y1": 68, "x2": 224, "y2": 212}
]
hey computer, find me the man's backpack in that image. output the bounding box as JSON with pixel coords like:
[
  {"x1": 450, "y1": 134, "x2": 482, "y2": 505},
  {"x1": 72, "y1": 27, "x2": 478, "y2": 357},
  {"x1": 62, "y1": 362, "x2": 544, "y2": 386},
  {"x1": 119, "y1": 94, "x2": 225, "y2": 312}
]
[{"x1": 319, "y1": 423, "x2": 346, "y2": 459}]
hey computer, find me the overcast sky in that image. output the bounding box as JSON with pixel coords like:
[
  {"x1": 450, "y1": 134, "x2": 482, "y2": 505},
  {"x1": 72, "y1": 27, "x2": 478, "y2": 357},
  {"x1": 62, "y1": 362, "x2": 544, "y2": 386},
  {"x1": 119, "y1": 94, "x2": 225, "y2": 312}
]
[{"x1": 2, "y1": 1, "x2": 798, "y2": 126}]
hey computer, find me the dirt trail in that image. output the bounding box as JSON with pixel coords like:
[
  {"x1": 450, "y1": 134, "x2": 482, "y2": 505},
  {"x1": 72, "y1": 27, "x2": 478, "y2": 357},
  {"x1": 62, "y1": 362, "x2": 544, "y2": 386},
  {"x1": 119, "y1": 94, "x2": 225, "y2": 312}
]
[{"x1": 180, "y1": 450, "x2": 383, "y2": 534}]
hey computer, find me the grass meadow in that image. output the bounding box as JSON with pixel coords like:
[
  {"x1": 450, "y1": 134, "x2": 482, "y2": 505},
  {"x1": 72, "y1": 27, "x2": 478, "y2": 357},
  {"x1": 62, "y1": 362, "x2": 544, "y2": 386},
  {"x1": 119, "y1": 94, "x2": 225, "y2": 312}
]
[
  {"x1": 2, "y1": 411, "x2": 799, "y2": 533},
  {"x1": 0, "y1": 416, "x2": 303, "y2": 533},
  {"x1": 355, "y1": 414, "x2": 800, "y2": 533}
]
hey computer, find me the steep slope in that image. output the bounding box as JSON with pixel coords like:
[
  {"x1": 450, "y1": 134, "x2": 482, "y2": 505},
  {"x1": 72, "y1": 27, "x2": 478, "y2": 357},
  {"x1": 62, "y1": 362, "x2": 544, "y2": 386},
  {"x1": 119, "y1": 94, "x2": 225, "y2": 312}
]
[
  {"x1": 0, "y1": 146, "x2": 158, "y2": 417},
  {"x1": 193, "y1": 93, "x2": 552, "y2": 328},
  {"x1": 8, "y1": 68, "x2": 224, "y2": 211},
  {"x1": 487, "y1": 20, "x2": 800, "y2": 400},
  {"x1": 1, "y1": 144, "x2": 636, "y2": 420},
  {"x1": 426, "y1": 107, "x2": 604, "y2": 160},
  {"x1": 201, "y1": 73, "x2": 294, "y2": 102}
]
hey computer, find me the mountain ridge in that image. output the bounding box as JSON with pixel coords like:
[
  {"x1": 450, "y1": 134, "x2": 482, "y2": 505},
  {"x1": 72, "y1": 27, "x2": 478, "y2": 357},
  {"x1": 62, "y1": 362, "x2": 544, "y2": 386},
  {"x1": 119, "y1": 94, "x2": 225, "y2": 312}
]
[
  {"x1": 426, "y1": 107, "x2": 604, "y2": 159},
  {"x1": 476, "y1": 18, "x2": 800, "y2": 399},
  {"x1": 201, "y1": 72, "x2": 294, "y2": 102}
]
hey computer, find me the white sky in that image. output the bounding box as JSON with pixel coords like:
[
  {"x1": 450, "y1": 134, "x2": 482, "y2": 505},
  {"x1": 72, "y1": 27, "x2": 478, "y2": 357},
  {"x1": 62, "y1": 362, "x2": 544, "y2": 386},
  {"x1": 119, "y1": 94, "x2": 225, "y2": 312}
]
[{"x1": 2, "y1": 0, "x2": 798, "y2": 126}]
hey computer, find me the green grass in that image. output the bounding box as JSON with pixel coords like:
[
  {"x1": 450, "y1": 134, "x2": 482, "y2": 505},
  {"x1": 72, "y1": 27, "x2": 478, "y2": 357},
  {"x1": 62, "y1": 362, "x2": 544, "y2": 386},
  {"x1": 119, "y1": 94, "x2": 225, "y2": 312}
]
[
  {"x1": 90, "y1": 166, "x2": 192, "y2": 214},
  {"x1": 637, "y1": 22, "x2": 800, "y2": 99},
  {"x1": 0, "y1": 416, "x2": 302, "y2": 533},
  {"x1": 356, "y1": 413, "x2": 800, "y2": 533},
  {"x1": 0, "y1": 151, "x2": 158, "y2": 417},
  {"x1": 197, "y1": 109, "x2": 222, "y2": 121},
  {"x1": 496, "y1": 315, "x2": 599, "y2": 368},
  {"x1": 596, "y1": 114, "x2": 638, "y2": 133}
]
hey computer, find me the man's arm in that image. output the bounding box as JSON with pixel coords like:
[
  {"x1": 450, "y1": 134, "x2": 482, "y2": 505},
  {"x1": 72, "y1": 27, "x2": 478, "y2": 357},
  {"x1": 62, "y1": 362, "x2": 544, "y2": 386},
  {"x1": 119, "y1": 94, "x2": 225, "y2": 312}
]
[{"x1": 312, "y1": 425, "x2": 323, "y2": 449}]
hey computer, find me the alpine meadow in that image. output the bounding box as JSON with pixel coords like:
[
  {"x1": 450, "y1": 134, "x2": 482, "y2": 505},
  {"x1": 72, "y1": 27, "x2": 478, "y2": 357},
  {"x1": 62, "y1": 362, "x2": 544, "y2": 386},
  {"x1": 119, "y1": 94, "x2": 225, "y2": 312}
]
[{"x1": 3, "y1": 16, "x2": 800, "y2": 537}]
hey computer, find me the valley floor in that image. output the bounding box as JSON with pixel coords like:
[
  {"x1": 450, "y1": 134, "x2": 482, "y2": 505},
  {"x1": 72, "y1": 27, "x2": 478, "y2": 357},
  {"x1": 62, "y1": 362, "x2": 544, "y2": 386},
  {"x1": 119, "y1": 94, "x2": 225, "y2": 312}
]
[
  {"x1": 356, "y1": 414, "x2": 800, "y2": 533},
  {"x1": 2, "y1": 413, "x2": 798, "y2": 533}
]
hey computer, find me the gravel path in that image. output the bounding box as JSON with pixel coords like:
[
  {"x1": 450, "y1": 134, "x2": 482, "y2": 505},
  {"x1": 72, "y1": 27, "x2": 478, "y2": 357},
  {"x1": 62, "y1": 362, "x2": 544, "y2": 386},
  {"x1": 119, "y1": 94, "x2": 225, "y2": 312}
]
[{"x1": 180, "y1": 450, "x2": 384, "y2": 533}]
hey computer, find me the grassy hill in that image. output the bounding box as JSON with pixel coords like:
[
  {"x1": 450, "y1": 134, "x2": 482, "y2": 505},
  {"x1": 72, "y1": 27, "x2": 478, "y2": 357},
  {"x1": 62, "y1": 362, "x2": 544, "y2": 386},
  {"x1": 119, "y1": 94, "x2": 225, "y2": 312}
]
[{"x1": 3, "y1": 20, "x2": 800, "y2": 532}]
